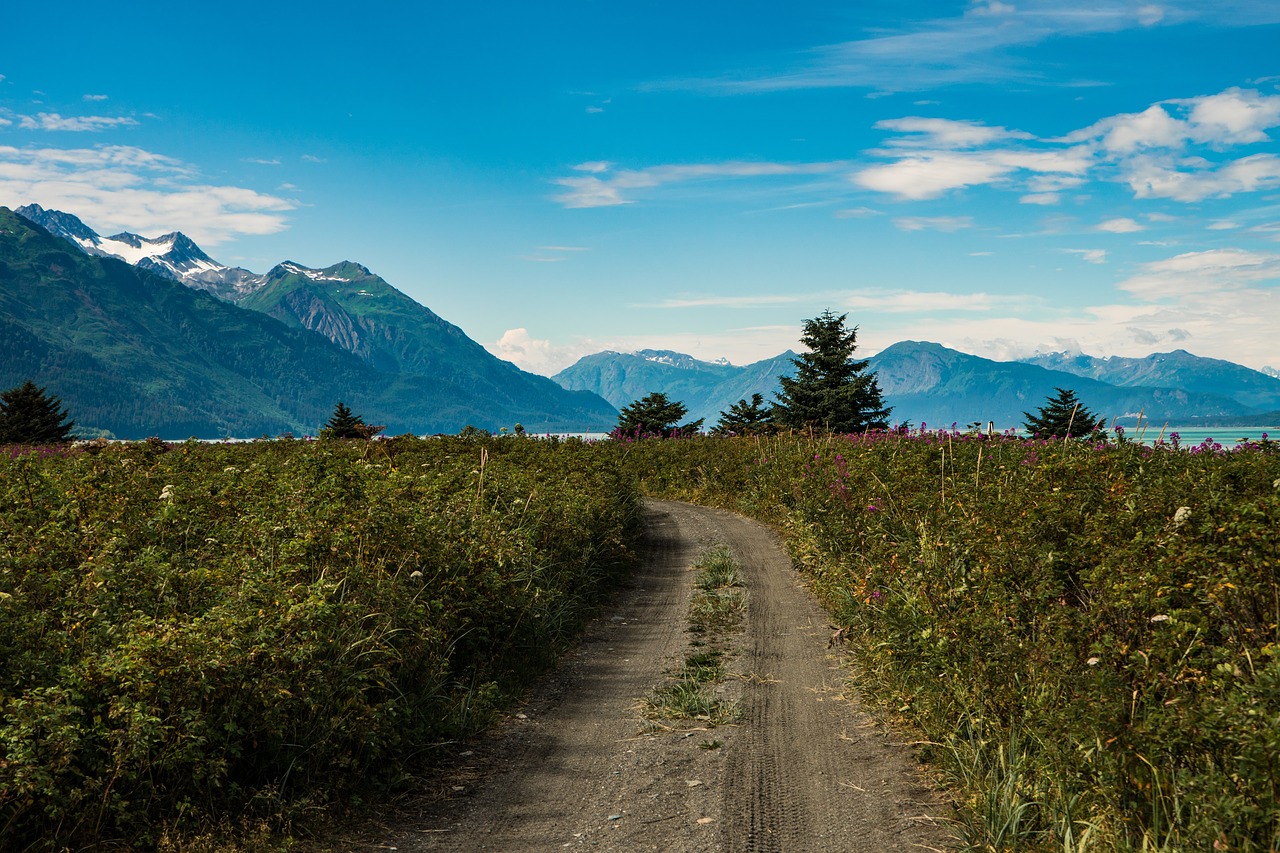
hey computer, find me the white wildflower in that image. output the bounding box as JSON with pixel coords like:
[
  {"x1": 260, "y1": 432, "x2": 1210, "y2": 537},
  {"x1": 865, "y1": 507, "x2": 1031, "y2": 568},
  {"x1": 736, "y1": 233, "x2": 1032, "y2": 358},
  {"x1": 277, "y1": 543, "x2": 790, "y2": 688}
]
[
  {"x1": 1087, "y1": 657, "x2": 1100, "y2": 666},
  {"x1": 1172, "y1": 506, "x2": 1191, "y2": 526},
  {"x1": 410, "y1": 570, "x2": 423, "y2": 579},
  {"x1": 159, "y1": 485, "x2": 175, "y2": 501},
  {"x1": 1150, "y1": 614, "x2": 1169, "y2": 623}
]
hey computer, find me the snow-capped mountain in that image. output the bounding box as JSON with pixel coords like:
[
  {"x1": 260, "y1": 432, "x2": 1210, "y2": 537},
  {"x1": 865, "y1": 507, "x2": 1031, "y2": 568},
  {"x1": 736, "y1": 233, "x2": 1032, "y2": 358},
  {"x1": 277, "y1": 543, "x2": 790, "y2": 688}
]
[{"x1": 15, "y1": 204, "x2": 263, "y2": 300}]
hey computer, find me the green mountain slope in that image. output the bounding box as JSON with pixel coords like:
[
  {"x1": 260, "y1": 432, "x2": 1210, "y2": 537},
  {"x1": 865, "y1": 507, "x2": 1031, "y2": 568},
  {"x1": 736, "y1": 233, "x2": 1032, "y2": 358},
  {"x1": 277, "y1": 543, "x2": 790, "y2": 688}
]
[
  {"x1": 0, "y1": 208, "x2": 615, "y2": 437},
  {"x1": 237, "y1": 260, "x2": 618, "y2": 430}
]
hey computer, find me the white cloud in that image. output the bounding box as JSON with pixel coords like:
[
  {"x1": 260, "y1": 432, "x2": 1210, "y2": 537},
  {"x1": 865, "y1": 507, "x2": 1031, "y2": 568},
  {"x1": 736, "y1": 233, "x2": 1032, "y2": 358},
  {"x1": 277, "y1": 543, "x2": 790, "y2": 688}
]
[
  {"x1": 1118, "y1": 247, "x2": 1276, "y2": 296},
  {"x1": 573, "y1": 161, "x2": 611, "y2": 173},
  {"x1": 644, "y1": 293, "x2": 808, "y2": 309},
  {"x1": 1097, "y1": 217, "x2": 1145, "y2": 232},
  {"x1": 1178, "y1": 87, "x2": 1280, "y2": 146},
  {"x1": 82, "y1": 94, "x2": 109, "y2": 102},
  {"x1": 1137, "y1": 4, "x2": 1165, "y2": 25},
  {"x1": 834, "y1": 207, "x2": 880, "y2": 218},
  {"x1": 875, "y1": 117, "x2": 1033, "y2": 148},
  {"x1": 843, "y1": 289, "x2": 1002, "y2": 312},
  {"x1": 0, "y1": 144, "x2": 294, "y2": 246},
  {"x1": 1020, "y1": 192, "x2": 1060, "y2": 205},
  {"x1": 1125, "y1": 153, "x2": 1280, "y2": 201},
  {"x1": 853, "y1": 153, "x2": 1010, "y2": 199},
  {"x1": 301, "y1": 154, "x2": 326, "y2": 163},
  {"x1": 1064, "y1": 248, "x2": 1108, "y2": 263},
  {"x1": 553, "y1": 160, "x2": 848, "y2": 208},
  {"x1": 487, "y1": 328, "x2": 601, "y2": 375},
  {"x1": 1207, "y1": 220, "x2": 1240, "y2": 230},
  {"x1": 892, "y1": 215, "x2": 974, "y2": 232},
  {"x1": 853, "y1": 146, "x2": 1089, "y2": 200},
  {"x1": 1064, "y1": 88, "x2": 1280, "y2": 153},
  {"x1": 18, "y1": 112, "x2": 138, "y2": 132}
]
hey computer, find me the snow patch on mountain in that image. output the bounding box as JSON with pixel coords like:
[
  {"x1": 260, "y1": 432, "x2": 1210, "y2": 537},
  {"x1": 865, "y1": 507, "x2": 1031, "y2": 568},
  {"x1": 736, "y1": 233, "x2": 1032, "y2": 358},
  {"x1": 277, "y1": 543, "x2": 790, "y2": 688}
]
[{"x1": 280, "y1": 262, "x2": 352, "y2": 283}]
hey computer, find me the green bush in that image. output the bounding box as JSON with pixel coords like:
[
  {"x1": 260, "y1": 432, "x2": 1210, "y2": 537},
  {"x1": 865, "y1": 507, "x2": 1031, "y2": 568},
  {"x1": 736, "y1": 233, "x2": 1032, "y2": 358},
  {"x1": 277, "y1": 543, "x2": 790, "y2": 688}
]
[{"x1": 0, "y1": 436, "x2": 640, "y2": 849}]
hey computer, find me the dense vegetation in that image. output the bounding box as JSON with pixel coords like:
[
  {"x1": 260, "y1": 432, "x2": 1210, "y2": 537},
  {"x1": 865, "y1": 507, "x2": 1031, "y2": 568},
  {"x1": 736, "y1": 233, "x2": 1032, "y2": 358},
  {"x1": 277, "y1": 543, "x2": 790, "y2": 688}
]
[
  {"x1": 626, "y1": 429, "x2": 1280, "y2": 850},
  {"x1": 0, "y1": 436, "x2": 640, "y2": 849},
  {"x1": 4, "y1": 425, "x2": 1278, "y2": 850}
]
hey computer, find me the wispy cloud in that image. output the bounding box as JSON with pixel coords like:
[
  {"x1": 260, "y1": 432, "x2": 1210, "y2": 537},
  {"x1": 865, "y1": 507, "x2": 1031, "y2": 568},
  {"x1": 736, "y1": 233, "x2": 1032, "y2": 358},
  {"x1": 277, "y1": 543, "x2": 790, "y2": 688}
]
[
  {"x1": 642, "y1": 293, "x2": 809, "y2": 309},
  {"x1": 651, "y1": 1, "x2": 1248, "y2": 94},
  {"x1": 245, "y1": 157, "x2": 282, "y2": 166},
  {"x1": 1097, "y1": 217, "x2": 1145, "y2": 232},
  {"x1": 553, "y1": 160, "x2": 849, "y2": 208},
  {"x1": 82, "y1": 94, "x2": 108, "y2": 102},
  {"x1": 893, "y1": 215, "x2": 974, "y2": 232},
  {"x1": 0, "y1": 144, "x2": 294, "y2": 246},
  {"x1": 844, "y1": 289, "x2": 1006, "y2": 312},
  {"x1": 1064, "y1": 248, "x2": 1109, "y2": 263},
  {"x1": 18, "y1": 112, "x2": 137, "y2": 132}
]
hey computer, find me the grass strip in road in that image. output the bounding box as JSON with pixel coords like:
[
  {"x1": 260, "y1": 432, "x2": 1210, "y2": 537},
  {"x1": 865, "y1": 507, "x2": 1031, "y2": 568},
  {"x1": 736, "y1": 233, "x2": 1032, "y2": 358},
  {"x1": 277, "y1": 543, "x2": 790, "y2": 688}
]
[{"x1": 642, "y1": 545, "x2": 744, "y2": 728}]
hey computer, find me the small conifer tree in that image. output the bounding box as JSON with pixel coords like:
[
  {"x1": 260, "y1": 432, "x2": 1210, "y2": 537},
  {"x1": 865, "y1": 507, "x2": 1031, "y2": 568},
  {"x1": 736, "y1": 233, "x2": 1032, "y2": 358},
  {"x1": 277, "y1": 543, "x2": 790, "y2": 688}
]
[
  {"x1": 615, "y1": 392, "x2": 703, "y2": 437},
  {"x1": 713, "y1": 393, "x2": 775, "y2": 436},
  {"x1": 321, "y1": 401, "x2": 367, "y2": 439},
  {"x1": 0, "y1": 380, "x2": 76, "y2": 444},
  {"x1": 1022, "y1": 388, "x2": 1103, "y2": 438}
]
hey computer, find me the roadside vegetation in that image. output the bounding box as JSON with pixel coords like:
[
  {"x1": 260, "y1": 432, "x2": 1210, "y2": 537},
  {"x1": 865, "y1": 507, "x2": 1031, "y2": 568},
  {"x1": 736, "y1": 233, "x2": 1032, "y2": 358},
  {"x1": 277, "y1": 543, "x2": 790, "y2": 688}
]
[
  {"x1": 0, "y1": 434, "x2": 641, "y2": 850},
  {"x1": 624, "y1": 427, "x2": 1280, "y2": 851}
]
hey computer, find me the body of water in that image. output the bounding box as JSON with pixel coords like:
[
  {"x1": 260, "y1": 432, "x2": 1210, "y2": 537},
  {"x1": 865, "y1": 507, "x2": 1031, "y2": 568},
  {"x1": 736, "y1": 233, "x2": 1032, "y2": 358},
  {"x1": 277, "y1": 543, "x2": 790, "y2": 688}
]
[{"x1": 1131, "y1": 425, "x2": 1275, "y2": 447}]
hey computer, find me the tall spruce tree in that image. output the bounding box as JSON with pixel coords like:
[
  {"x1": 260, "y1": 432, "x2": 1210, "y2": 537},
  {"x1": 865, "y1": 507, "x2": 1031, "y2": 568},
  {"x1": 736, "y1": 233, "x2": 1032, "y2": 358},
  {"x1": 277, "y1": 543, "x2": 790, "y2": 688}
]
[
  {"x1": 775, "y1": 311, "x2": 891, "y2": 433},
  {"x1": 1022, "y1": 388, "x2": 1103, "y2": 438},
  {"x1": 0, "y1": 380, "x2": 76, "y2": 444}
]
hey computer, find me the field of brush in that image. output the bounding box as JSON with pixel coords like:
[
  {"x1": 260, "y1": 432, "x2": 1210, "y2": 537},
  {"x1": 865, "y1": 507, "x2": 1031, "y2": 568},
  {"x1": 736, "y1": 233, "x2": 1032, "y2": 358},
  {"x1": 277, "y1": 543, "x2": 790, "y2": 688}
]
[
  {"x1": 3, "y1": 429, "x2": 1278, "y2": 851},
  {"x1": 0, "y1": 436, "x2": 641, "y2": 849},
  {"x1": 627, "y1": 429, "x2": 1280, "y2": 851}
]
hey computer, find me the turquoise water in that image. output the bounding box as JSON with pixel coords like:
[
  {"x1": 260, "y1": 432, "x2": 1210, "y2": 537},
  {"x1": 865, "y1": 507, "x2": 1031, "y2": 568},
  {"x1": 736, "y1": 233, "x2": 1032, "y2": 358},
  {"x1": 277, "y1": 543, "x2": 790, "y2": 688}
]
[{"x1": 1131, "y1": 426, "x2": 1275, "y2": 447}]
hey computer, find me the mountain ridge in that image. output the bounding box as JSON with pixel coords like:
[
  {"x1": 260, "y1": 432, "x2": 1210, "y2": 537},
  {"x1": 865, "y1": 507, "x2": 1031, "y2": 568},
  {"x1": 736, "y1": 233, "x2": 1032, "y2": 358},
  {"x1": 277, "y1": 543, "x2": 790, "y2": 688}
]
[
  {"x1": 2, "y1": 206, "x2": 616, "y2": 436},
  {"x1": 554, "y1": 341, "x2": 1280, "y2": 430}
]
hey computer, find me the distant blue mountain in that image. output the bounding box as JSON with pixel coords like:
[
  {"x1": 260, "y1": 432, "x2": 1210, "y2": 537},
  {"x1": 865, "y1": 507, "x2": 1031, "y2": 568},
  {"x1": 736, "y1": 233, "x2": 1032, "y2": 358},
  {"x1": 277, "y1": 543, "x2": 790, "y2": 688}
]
[{"x1": 553, "y1": 341, "x2": 1280, "y2": 430}]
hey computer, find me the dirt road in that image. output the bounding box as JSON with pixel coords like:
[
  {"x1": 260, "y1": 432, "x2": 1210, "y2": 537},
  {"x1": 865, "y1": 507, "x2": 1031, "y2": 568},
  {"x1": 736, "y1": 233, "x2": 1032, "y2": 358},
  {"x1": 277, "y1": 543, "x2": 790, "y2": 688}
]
[{"x1": 378, "y1": 500, "x2": 952, "y2": 851}]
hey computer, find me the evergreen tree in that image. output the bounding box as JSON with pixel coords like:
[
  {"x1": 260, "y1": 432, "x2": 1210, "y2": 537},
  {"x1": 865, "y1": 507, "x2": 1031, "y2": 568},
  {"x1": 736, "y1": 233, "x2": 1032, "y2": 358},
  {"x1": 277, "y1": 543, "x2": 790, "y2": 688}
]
[
  {"x1": 321, "y1": 401, "x2": 367, "y2": 439},
  {"x1": 1022, "y1": 388, "x2": 1103, "y2": 438},
  {"x1": 713, "y1": 393, "x2": 775, "y2": 436},
  {"x1": 0, "y1": 380, "x2": 76, "y2": 444},
  {"x1": 615, "y1": 392, "x2": 703, "y2": 437},
  {"x1": 775, "y1": 311, "x2": 891, "y2": 433}
]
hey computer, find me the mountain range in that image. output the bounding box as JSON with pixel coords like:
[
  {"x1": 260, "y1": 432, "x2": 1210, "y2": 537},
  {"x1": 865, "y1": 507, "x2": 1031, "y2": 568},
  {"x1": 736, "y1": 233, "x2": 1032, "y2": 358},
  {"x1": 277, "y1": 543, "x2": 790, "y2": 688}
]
[
  {"x1": 6, "y1": 203, "x2": 1278, "y2": 437},
  {"x1": 3, "y1": 205, "x2": 616, "y2": 438},
  {"x1": 553, "y1": 341, "x2": 1280, "y2": 430}
]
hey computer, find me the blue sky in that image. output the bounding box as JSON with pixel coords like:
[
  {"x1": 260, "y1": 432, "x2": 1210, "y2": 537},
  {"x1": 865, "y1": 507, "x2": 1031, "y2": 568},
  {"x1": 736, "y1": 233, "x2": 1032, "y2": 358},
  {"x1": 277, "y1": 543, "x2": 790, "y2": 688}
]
[{"x1": 3, "y1": 1, "x2": 1279, "y2": 374}]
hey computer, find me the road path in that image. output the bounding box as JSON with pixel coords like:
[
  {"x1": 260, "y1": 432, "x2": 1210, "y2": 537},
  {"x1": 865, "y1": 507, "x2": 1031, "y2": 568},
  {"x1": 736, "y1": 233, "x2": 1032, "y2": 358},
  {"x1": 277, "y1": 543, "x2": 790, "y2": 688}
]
[{"x1": 378, "y1": 499, "x2": 952, "y2": 851}]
